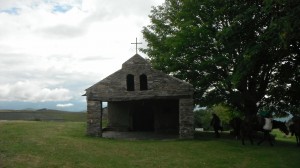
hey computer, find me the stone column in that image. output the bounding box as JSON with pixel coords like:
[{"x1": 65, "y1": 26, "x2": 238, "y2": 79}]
[
  {"x1": 179, "y1": 98, "x2": 194, "y2": 139},
  {"x1": 86, "y1": 100, "x2": 102, "y2": 137}
]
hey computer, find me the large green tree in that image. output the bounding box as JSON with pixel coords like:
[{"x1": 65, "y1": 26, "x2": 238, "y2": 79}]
[{"x1": 142, "y1": 0, "x2": 300, "y2": 118}]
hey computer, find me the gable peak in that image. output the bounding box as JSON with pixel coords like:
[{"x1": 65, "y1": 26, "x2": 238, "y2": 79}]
[{"x1": 122, "y1": 54, "x2": 150, "y2": 68}]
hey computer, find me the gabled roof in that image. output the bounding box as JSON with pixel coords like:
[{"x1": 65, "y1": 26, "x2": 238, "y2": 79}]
[
  {"x1": 85, "y1": 54, "x2": 193, "y2": 101},
  {"x1": 122, "y1": 54, "x2": 150, "y2": 68}
]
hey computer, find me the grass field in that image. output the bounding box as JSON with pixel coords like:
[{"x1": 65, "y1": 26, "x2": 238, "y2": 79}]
[
  {"x1": 0, "y1": 110, "x2": 86, "y2": 122},
  {"x1": 0, "y1": 121, "x2": 299, "y2": 168}
]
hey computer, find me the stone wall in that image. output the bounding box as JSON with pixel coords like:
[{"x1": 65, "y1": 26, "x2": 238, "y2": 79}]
[
  {"x1": 85, "y1": 54, "x2": 195, "y2": 139},
  {"x1": 108, "y1": 101, "x2": 130, "y2": 131},
  {"x1": 86, "y1": 54, "x2": 193, "y2": 102},
  {"x1": 86, "y1": 100, "x2": 102, "y2": 137},
  {"x1": 179, "y1": 98, "x2": 194, "y2": 139}
]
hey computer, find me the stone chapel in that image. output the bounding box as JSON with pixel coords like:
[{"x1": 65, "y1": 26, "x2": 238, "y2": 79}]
[{"x1": 84, "y1": 54, "x2": 194, "y2": 139}]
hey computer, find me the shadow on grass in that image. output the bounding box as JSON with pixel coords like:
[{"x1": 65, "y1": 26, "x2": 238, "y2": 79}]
[
  {"x1": 194, "y1": 131, "x2": 297, "y2": 148},
  {"x1": 194, "y1": 131, "x2": 233, "y2": 141}
]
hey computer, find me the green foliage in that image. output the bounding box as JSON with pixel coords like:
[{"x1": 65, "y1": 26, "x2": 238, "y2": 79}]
[
  {"x1": 194, "y1": 109, "x2": 212, "y2": 130},
  {"x1": 194, "y1": 104, "x2": 241, "y2": 131},
  {"x1": 142, "y1": 0, "x2": 300, "y2": 117},
  {"x1": 211, "y1": 104, "x2": 241, "y2": 125}
]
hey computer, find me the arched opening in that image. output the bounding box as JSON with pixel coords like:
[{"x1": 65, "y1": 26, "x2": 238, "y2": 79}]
[
  {"x1": 126, "y1": 74, "x2": 135, "y2": 91},
  {"x1": 140, "y1": 74, "x2": 148, "y2": 90}
]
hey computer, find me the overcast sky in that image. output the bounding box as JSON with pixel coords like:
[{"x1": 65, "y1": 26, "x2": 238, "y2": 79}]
[{"x1": 0, "y1": 0, "x2": 164, "y2": 111}]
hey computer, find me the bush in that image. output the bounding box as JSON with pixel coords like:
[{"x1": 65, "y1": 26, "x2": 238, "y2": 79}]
[{"x1": 194, "y1": 109, "x2": 212, "y2": 131}]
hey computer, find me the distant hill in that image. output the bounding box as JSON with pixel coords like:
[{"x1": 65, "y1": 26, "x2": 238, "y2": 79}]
[{"x1": 0, "y1": 109, "x2": 86, "y2": 122}]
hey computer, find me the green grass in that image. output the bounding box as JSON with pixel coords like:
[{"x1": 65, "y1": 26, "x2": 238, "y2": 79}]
[{"x1": 0, "y1": 121, "x2": 299, "y2": 168}]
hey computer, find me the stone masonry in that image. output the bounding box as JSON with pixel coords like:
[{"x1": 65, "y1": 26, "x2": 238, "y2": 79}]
[
  {"x1": 85, "y1": 54, "x2": 194, "y2": 139},
  {"x1": 86, "y1": 100, "x2": 102, "y2": 137},
  {"x1": 179, "y1": 98, "x2": 194, "y2": 139}
]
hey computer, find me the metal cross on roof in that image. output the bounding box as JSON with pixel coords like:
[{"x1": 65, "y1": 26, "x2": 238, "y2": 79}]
[{"x1": 131, "y1": 37, "x2": 142, "y2": 54}]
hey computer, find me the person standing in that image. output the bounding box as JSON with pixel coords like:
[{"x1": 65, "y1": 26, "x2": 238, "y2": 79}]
[
  {"x1": 258, "y1": 113, "x2": 273, "y2": 146},
  {"x1": 211, "y1": 113, "x2": 222, "y2": 138}
]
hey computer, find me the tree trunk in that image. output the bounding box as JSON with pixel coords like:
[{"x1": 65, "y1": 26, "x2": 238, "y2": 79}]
[{"x1": 244, "y1": 101, "x2": 258, "y2": 120}]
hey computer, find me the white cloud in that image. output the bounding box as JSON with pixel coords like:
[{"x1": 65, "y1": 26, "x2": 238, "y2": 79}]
[
  {"x1": 56, "y1": 103, "x2": 74, "y2": 108},
  {"x1": 0, "y1": 0, "x2": 165, "y2": 109},
  {"x1": 0, "y1": 81, "x2": 72, "y2": 102}
]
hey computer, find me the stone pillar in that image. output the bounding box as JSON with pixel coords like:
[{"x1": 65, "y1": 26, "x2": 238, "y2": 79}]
[
  {"x1": 86, "y1": 100, "x2": 102, "y2": 137},
  {"x1": 179, "y1": 98, "x2": 194, "y2": 139}
]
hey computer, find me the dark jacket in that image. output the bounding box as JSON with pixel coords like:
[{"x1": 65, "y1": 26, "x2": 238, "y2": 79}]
[{"x1": 211, "y1": 114, "x2": 221, "y2": 129}]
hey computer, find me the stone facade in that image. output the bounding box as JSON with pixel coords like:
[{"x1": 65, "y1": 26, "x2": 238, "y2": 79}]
[
  {"x1": 179, "y1": 99, "x2": 194, "y2": 139},
  {"x1": 86, "y1": 100, "x2": 102, "y2": 137},
  {"x1": 84, "y1": 54, "x2": 194, "y2": 139}
]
